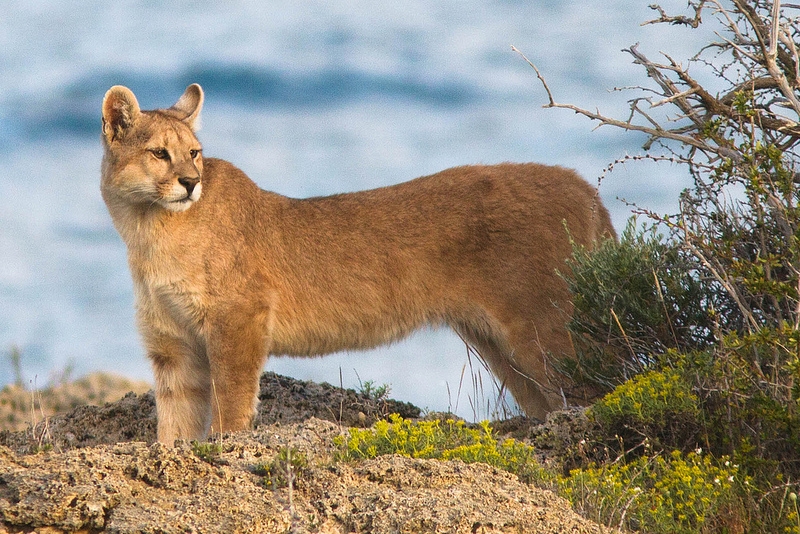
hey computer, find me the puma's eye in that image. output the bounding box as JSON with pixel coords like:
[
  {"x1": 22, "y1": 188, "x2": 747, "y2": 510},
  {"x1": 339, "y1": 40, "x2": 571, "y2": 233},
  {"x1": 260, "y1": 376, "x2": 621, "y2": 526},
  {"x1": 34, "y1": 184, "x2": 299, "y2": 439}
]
[
  {"x1": 150, "y1": 148, "x2": 170, "y2": 160},
  {"x1": 190, "y1": 149, "x2": 202, "y2": 159}
]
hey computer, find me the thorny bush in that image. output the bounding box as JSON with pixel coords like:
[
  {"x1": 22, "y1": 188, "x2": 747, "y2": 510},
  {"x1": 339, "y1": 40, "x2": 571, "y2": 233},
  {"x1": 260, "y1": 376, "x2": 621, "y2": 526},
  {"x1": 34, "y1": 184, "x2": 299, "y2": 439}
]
[{"x1": 525, "y1": 1, "x2": 800, "y2": 531}]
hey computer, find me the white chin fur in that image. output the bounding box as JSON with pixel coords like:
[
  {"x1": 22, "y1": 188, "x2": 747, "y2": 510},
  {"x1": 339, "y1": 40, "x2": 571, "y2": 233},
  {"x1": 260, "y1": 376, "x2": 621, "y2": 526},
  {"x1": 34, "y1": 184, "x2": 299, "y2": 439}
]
[
  {"x1": 160, "y1": 182, "x2": 202, "y2": 212},
  {"x1": 162, "y1": 199, "x2": 195, "y2": 212}
]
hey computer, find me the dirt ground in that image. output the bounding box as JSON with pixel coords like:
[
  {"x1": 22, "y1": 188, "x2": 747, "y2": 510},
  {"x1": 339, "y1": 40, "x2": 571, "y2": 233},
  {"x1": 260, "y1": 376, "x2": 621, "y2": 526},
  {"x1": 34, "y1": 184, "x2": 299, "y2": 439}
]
[{"x1": 0, "y1": 372, "x2": 612, "y2": 533}]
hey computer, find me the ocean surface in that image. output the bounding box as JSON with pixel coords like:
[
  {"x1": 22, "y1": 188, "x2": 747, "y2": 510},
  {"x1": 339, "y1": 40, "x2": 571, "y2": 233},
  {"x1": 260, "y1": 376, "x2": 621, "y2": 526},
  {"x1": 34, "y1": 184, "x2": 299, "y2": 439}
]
[{"x1": 0, "y1": 1, "x2": 710, "y2": 419}]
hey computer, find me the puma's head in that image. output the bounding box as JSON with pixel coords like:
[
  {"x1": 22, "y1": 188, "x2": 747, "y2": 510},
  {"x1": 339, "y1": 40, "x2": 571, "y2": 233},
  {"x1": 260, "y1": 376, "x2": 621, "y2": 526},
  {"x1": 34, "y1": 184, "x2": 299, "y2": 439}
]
[{"x1": 101, "y1": 84, "x2": 205, "y2": 213}]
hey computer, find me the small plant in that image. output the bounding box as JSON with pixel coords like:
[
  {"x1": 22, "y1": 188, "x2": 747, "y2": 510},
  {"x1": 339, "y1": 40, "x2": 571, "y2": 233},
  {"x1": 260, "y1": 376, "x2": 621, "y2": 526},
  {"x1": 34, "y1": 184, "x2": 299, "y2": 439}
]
[
  {"x1": 191, "y1": 441, "x2": 222, "y2": 464},
  {"x1": 30, "y1": 442, "x2": 53, "y2": 454},
  {"x1": 255, "y1": 447, "x2": 309, "y2": 489},
  {"x1": 356, "y1": 379, "x2": 391, "y2": 402},
  {"x1": 7, "y1": 345, "x2": 23, "y2": 387}
]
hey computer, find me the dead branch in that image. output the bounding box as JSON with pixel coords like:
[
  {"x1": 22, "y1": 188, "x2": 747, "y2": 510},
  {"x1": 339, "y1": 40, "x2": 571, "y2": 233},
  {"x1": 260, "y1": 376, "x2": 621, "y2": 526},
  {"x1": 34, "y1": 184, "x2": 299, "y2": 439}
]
[
  {"x1": 511, "y1": 46, "x2": 718, "y2": 154},
  {"x1": 514, "y1": 1, "x2": 800, "y2": 162},
  {"x1": 643, "y1": 1, "x2": 708, "y2": 28},
  {"x1": 515, "y1": 1, "x2": 800, "y2": 338}
]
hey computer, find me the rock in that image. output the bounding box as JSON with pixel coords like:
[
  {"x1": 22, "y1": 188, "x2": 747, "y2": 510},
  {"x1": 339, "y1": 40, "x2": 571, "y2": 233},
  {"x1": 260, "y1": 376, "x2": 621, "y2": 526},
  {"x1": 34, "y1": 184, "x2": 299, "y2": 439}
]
[
  {"x1": 0, "y1": 373, "x2": 615, "y2": 533},
  {"x1": 255, "y1": 372, "x2": 421, "y2": 427}
]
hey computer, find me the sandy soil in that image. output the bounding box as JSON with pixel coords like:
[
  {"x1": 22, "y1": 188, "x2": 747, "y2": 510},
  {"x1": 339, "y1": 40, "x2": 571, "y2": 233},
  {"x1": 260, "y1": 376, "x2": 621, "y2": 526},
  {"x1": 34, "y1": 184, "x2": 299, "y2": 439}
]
[{"x1": 0, "y1": 372, "x2": 612, "y2": 533}]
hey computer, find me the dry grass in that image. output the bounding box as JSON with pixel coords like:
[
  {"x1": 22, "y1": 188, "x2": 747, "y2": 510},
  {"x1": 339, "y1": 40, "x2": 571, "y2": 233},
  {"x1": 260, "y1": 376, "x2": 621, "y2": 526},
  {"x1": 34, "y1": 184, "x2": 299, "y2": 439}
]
[{"x1": 0, "y1": 371, "x2": 151, "y2": 432}]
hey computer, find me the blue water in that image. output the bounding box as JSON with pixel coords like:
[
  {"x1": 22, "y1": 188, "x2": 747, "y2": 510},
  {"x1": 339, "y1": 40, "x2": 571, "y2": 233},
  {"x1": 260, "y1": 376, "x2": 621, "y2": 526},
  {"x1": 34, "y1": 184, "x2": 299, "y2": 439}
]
[{"x1": 0, "y1": 1, "x2": 705, "y2": 418}]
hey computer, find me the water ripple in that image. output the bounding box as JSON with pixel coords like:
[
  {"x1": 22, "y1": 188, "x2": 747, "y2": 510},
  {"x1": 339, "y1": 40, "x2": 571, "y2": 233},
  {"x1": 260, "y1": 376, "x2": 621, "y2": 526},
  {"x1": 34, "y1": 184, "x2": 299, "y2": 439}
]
[{"x1": 4, "y1": 64, "x2": 484, "y2": 143}]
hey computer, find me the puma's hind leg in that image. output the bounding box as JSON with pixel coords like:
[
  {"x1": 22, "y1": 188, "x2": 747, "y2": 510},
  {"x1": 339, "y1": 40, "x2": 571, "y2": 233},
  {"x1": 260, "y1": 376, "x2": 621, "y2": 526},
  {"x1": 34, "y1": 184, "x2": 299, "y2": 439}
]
[
  {"x1": 501, "y1": 314, "x2": 586, "y2": 418},
  {"x1": 452, "y1": 318, "x2": 555, "y2": 421},
  {"x1": 452, "y1": 304, "x2": 582, "y2": 420},
  {"x1": 480, "y1": 342, "x2": 555, "y2": 420}
]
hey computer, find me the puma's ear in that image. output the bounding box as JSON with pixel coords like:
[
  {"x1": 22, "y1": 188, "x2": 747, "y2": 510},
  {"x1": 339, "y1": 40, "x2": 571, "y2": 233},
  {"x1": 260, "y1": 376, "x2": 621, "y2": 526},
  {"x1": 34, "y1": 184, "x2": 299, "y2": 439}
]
[
  {"x1": 102, "y1": 85, "x2": 141, "y2": 144},
  {"x1": 170, "y1": 83, "x2": 204, "y2": 131}
]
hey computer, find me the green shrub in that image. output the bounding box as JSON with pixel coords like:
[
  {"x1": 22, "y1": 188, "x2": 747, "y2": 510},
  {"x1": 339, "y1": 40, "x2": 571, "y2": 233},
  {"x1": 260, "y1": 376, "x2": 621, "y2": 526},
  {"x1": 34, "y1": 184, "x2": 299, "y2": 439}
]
[
  {"x1": 561, "y1": 220, "x2": 800, "y2": 531},
  {"x1": 678, "y1": 335, "x2": 800, "y2": 477},
  {"x1": 591, "y1": 367, "x2": 698, "y2": 425},
  {"x1": 356, "y1": 379, "x2": 391, "y2": 402},
  {"x1": 563, "y1": 350, "x2": 800, "y2": 532},
  {"x1": 559, "y1": 450, "x2": 741, "y2": 533},
  {"x1": 561, "y1": 221, "x2": 719, "y2": 394},
  {"x1": 590, "y1": 367, "x2": 701, "y2": 453},
  {"x1": 333, "y1": 413, "x2": 548, "y2": 484},
  {"x1": 525, "y1": 1, "x2": 800, "y2": 530}
]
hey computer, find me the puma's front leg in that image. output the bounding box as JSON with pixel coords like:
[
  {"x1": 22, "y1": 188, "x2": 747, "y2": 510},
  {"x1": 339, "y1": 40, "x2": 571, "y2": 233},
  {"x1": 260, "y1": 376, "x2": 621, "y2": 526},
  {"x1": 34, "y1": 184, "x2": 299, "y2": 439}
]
[
  {"x1": 146, "y1": 333, "x2": 211, "y2": 443},
  {"x1": 205, "y1": 309, "x2": 272, "y2": 435}
]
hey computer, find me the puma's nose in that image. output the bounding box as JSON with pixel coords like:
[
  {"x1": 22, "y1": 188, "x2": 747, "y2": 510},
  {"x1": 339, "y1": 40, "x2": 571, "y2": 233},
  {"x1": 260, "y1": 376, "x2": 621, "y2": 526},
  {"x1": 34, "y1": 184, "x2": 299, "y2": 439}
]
[{"x1": 178, "y1": 176, "x2": 200, "y2": 195}]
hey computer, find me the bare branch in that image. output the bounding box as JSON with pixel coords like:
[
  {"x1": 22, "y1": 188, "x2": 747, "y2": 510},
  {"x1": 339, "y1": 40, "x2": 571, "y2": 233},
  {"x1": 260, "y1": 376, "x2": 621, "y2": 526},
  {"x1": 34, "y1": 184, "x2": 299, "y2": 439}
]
[
  {"x1": 512, "y1": 45, "x2": 719, "y2": 153},
  {"x1": 778, "y1": 24, "x2": 800, "y2": 82},
  {"x1": 630, "y1": 99, "x2": 663, "y2": 129},
  {"x1": 510, "y1": 46, "x2": 555, "y2": 106},
  {"x1": 718, "y1": 76, "x2": 781, "y2": 105},
  {"x1": 770, "y1": 0, "x2": 781, "y2": 58},
  {"x1": 643, "y1": 1, "x2": 707, "y2": 27},
  {"x1": 731, "y1": 0, "x2": 800, "y2": 115},
  {"x1": 651, "y1": 87, "x2": 700, "y2": 108},
  {"x1": 545, "y1": 99, "x2": 716, "y2": 153}
]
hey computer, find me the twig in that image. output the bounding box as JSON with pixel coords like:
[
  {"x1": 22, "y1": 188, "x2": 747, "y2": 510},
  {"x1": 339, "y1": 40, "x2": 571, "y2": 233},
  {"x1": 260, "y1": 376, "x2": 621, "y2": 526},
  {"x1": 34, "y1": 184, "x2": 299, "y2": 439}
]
[
  {"x1": 610, "y1": 308, "x2": 638, "y2": 361},
  {"x1": 511, "y1": 45, "x2": 555, "y2": 106},
  {"x1": 511, "y1": 45, "x2": 720, "y2": 153},
  {"x1": 771, "y1": 0, "x2": 782, "y2": 59},
  {"x1": 651, "y1": 86, "x2": 700, "y2": 108},
  {"x1": 679, "y1": 219, "x2": 760, "y2": 333},
  {"x1": 211, "y1": 378, "x2": 223, "y2": 436},
  {"x1": 643, "y1": 1, "x2": 707, "y2": 28},
  {"x1": 286, "y1": 448, "x2": 296, "y2": 519}
]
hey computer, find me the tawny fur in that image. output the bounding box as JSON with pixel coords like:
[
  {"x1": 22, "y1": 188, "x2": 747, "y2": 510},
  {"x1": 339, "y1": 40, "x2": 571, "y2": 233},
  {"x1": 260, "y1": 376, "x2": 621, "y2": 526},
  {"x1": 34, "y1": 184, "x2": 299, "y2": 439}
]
[{"x1": 100, "y1": 84, "x2": 616, "y2": 443}]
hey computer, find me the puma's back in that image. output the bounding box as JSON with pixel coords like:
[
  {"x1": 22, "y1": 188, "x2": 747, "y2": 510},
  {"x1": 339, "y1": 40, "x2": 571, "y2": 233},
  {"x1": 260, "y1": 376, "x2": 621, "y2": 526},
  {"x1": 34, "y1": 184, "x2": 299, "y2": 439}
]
[
  {"x1": 101, "y1": 84, "x2": 615, "y2": 442},
  {"x1": 266, "y1": 163, "x2": 613, "y2": 357}
]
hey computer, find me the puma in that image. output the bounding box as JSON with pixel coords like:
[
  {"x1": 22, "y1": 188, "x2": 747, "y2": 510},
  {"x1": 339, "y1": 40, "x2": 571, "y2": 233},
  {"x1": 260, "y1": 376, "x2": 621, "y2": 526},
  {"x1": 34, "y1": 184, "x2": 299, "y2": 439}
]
[{"x1": 101, "y1": 83, "x2": 615, "y2": 443}]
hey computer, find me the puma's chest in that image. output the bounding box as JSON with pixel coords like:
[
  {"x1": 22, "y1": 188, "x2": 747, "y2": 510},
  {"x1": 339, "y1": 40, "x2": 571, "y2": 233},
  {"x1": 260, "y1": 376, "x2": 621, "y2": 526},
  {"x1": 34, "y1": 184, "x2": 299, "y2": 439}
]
[{"x1": 130, "y1": 253, "x2": 208, "y2": 336}]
